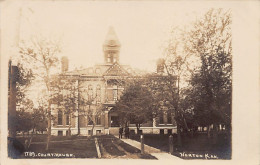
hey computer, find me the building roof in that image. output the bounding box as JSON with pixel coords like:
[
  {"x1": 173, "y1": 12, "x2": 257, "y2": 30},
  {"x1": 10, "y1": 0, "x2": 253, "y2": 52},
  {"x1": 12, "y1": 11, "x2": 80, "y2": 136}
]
[
  {"x1": 64, "y1": 62, "x2": 146, "y2": 78},
  {"x1": 103, "y1": 26, "x2": 121, "y2": 47}
]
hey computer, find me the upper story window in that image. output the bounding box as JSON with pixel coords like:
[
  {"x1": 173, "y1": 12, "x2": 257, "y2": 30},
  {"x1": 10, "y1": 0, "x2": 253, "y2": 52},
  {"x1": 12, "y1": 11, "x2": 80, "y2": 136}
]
[
  {"x1": 88, "y1": 85, "x2": 93, "y2": 100},
  {"x1": 113, "y1": 86, "x2": 118, "y2": 101},
  {"x1": 66, "y1": 114, "x2": 70, "y2": 125},
  {"x1": 107, "y1": 54, "x2": 111, "y2": 63},
  {"x1": 96, "y1": 85, "x2": 101, "y2": 103},
  {"x1": 159, "y1": 111, "x2": 164, "y2": 124},
  {"x1": 58, "y1": 110, "x2": 63, "y2": 125},
  {"x1": 167, "y1": 111, "x2": 172, "y2": 124},
  {"x1": 113, "y1": 89, "x2": 117, "y2": 101},
  {"x1": 96, "y1": 115, "x2": 101, "y2": 125}
]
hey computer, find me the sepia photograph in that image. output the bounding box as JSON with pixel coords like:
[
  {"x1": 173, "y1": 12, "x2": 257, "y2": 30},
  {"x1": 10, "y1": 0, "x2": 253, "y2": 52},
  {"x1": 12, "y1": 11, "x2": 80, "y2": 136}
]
[{"x1": 1, "y1": 0, "x2": 259, "y2": 164}]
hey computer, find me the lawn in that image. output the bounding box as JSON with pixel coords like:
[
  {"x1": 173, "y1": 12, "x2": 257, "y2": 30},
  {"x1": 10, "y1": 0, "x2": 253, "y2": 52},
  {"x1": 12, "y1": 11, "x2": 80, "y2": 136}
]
[
  {"x1": 14, "y1": 135, "x2": 98, "y2": 158},
  {"x1": 10, "y1": 134, "x2": 156, "y2": 159},
  {"x1": 130, "y1": 132, "x2": 231, "y2": 160},
  {"x1": 97, "y1": 135, "x2": 156, "y2": 159}
]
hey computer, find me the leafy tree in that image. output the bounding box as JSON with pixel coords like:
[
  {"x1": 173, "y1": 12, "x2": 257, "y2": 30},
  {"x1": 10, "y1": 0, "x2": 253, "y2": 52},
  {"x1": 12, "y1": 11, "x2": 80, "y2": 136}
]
[
  {"x1": 16, "y1": 98, "x2": 34, "y2": 136},
  {"x1": 163, "y1": 8, "x2": 231, "y2": 145},
  {"x1": 32, "y1": 106, "x2": 48, "y2": 134},
  {"x1": 115, "y1": 80, "x2": 155, "y2": 134},
  {"x1": 184, "y1": 9, "x2": 232, "y2": 142},
  {"x1": 15, "y1": 62, "x2": 34, "y2": 105},
  {"x1": 16, "y1": 110, "x2": 33, "y2": 136}
]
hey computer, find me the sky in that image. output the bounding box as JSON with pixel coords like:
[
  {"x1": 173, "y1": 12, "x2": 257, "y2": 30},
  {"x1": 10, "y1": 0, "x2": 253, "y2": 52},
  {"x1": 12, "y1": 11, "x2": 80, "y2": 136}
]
[
  {"x1": 1, "y1": 1, "x2": 213, "y2": 106},
  {"x1": 2, "y1": 1, "x2": 210, "y2": 72}
]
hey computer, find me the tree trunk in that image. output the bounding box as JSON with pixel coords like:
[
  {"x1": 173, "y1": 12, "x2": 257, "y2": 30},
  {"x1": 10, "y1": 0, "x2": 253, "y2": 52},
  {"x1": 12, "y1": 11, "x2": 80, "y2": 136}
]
[
  {"x1": 45, "y1": 105, "x2": 51, "y2": 151},
  {"x1": 212, "y1": 123, "x2": 218, "y2": 145},
  {"x1": 91, "y1": 123, "x2": 95, "y2": 136},
  {"x1": 177, "y1": 123, "x2": 182, "y2": 147},
  {"x1": 136, "y1": 124, "x2": 140, "y2": 135},
  {"x1": 68, "y1": 114, "x2": 72, "y2": 137},
  {"x1": 77, "y1": 114, "x2": 80, "y2": 135},
  {"x1": 191, "y1": 127, "x2": 194, "y2": 138},
  {"x1": 207, "y1": 125, "x2": 211, "y2": 139}
]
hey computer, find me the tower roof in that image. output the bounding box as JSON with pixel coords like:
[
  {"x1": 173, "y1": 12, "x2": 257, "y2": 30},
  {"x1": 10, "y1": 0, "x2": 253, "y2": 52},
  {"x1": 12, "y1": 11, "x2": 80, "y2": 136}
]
[{"x1": 103, "y1": 26, "x2": 121, "y2": 46}]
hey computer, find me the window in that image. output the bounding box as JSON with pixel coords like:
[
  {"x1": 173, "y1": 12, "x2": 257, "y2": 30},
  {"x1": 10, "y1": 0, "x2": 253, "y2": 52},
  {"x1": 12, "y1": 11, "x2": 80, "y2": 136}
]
[
  {"x1": 66, "y1": 114, "x2": 70, "y2": 125},
  {"x1": 96, "y1": 130, "x2": 101, "y2": 135},
  {"x1": 88, "y1": 85, "x2": 93, "y2": 100},
  {"x1": 58, "y1": 131, "x2": 63, "y2": 136},
  {"x1": 167, "y1": 112, "x2": 172, "y2": 124},
  {"x1": 159, "y1": 112, "x2": 164, "y2": 124},
  {"x1": 96, "y1": 115, "x2": 101, "y2": 125},
  {"x1": 58, "y1": 110, "x2": 62, "y2": 125},
  {"x1": 88, "y1": 117, "x2": 93, "y2": 125},
  {"x1": 111, "y1": 116, "x2": 119, "y2": 127},
  {"x1": 107, "y1": 54, "x2": 111, "y2": 63},
  {"x1": 160, "y1": 129, "x2": 164, "y2": 135},
  {"x1": 113, "y1": 89, "x2": 117, "y2": 101},
  {"x1": 96, "y1": 85, "x2": 101, "y2": 103}
]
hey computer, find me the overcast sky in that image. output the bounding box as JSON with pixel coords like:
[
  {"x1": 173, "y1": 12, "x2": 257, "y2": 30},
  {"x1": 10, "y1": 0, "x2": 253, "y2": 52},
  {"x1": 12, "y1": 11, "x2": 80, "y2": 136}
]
[{"x1": 3, "y1": 1, "x2": 213, "y2": 72}]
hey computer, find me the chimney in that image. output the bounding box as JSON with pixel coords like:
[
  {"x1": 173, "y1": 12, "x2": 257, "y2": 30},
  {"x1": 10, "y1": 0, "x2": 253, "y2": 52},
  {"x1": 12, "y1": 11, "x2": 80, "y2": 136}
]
[
  {"x1": 156, "y1": 58, "x2": 165, "y2": 74},
  {"x1": 61, "y1": 56, "x2": 69, "y2": 72}
]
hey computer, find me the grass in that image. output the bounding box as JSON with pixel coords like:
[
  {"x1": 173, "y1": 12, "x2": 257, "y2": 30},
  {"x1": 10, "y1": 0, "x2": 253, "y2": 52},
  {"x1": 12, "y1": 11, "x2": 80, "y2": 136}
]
[
  {"x1": 131, "y1": 132, "x2": 231, "y2": 160},
  {"x1": 98, "y1": 138, "x2": 125, "y2": 156},
  {"x1": 114, "y1": 138, "x2": 140, "y2": 154},
  {"x1": 11, "y1": 134, "x2": 156, "y2": 159}
]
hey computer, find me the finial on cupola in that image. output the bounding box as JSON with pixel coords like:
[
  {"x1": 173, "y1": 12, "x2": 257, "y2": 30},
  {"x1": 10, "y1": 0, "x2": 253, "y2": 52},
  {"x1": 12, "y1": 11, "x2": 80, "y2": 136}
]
[{"x1": 103, "y1": 26, "x2": 121, "y2": 64}]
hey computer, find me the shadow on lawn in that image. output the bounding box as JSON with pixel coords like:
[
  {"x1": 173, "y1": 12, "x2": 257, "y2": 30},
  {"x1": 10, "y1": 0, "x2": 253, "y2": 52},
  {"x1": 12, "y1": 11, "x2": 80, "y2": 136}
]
[
  {"x1": 130, "y1": 132, "x2": 231, "y2": 160},
  {"x1": 97, "y1": 135, "x2": 156, "y2": 159},
  {"x1": 10, "y1": 134, "x2": 156, "y2": 159}
]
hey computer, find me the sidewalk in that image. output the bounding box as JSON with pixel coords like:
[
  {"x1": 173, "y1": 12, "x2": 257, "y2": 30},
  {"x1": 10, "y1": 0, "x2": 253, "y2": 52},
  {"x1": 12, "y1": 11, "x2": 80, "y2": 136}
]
[{"x1": 116, "y1": 136, "x2": 182, "y2": 160}]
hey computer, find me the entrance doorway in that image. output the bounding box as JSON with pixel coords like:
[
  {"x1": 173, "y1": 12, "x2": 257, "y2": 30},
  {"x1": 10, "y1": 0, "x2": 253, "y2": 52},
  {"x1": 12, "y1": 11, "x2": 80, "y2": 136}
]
[{"x1": 111, "y1": 116, "x2": 120, "y2": 127}]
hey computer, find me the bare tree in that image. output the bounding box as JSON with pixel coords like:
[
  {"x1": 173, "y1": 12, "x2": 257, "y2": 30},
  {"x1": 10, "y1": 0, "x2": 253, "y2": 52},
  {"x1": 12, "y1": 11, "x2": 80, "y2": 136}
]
[
  {"x1": 19, "y1": 36, "x2": 61, "y2": 150},
  {"x1": 79, "y1": 93, "x2": 104, "y2": 136}
]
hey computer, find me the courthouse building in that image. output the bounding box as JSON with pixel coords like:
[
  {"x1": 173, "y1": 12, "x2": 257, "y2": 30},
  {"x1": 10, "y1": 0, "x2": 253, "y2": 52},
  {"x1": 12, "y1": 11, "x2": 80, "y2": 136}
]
[{"x1": 51, "y1": 27, "x2": 176, "y2": 136}]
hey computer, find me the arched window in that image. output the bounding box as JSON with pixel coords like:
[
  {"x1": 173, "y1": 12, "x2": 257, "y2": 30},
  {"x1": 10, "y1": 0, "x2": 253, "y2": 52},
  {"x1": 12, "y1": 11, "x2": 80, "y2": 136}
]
[{"x1": 58, "y1": 110, "x2": 63, "y2": 125}]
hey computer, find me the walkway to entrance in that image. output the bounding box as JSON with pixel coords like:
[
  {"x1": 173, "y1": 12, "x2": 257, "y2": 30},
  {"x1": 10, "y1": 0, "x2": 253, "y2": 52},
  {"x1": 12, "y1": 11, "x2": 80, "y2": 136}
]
[{"x1": 115, "y1": 136, "x2": 182, "y2": 160}]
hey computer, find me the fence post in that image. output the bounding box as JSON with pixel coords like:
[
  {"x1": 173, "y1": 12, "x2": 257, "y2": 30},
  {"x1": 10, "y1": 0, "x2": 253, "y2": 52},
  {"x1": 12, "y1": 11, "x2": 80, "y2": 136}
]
[
  {"x1": 141, "y1": 135, "x2": 144, "y2": 154},
  {"x1": 169, "y1": 135, "x2": 173, "y2": 154}
]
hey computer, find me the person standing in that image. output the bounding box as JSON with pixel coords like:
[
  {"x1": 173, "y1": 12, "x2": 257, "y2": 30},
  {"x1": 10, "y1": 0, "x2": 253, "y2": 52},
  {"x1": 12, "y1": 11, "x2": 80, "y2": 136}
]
[
  {"x1": 119, "y1": 126, "x2": 123, "y2": 139},
  {"x1": 125, "y1": 126, "x2": 130, "y2": 139}
]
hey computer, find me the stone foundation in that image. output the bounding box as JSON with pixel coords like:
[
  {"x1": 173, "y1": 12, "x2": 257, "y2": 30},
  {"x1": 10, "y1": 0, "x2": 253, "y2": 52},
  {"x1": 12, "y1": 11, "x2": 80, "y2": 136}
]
[{"x1": 51, "y1": 126, "x2": 177, "y2": 136}]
